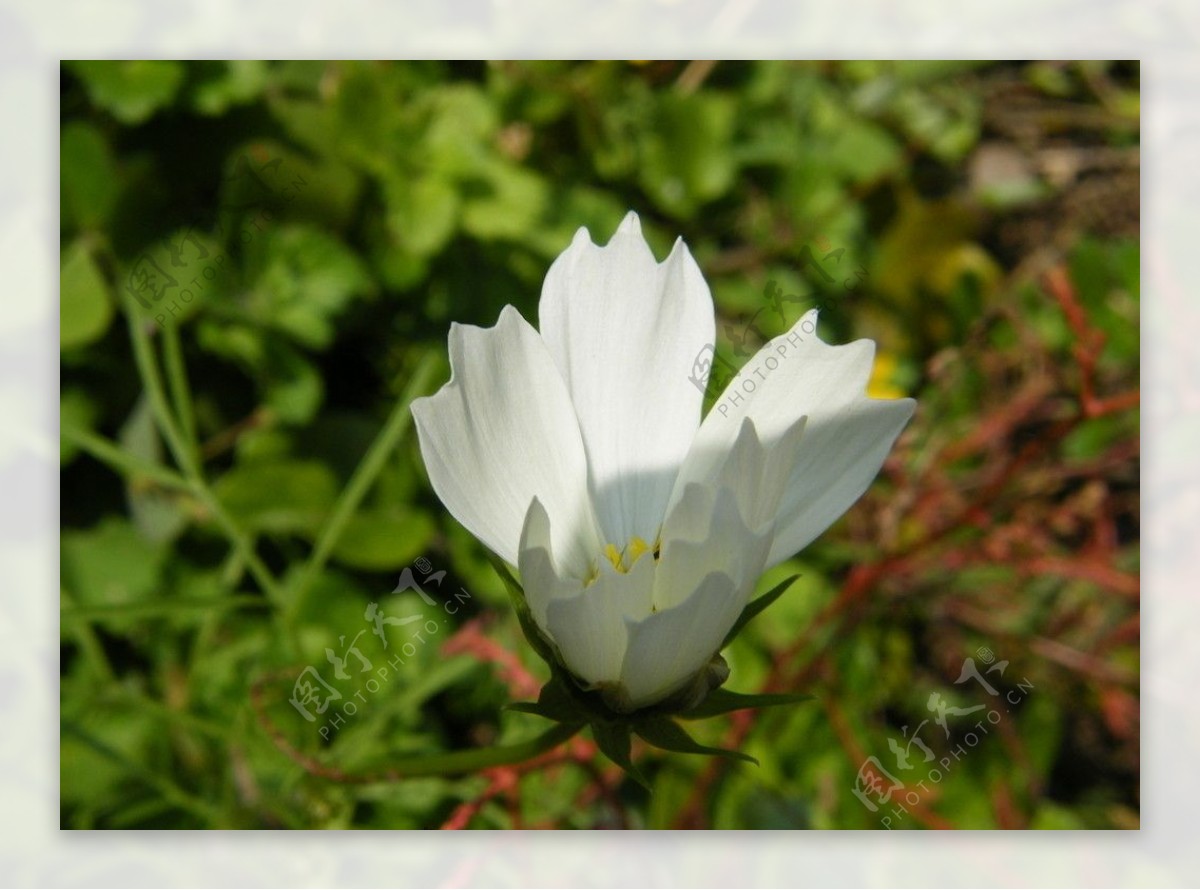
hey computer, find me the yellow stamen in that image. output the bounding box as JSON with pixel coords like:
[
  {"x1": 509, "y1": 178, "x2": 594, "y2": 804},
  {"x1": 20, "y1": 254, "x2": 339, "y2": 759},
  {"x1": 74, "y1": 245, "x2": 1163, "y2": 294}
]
[{"x1": 601, "y1": 536, "x2": 656, "y2": 574}]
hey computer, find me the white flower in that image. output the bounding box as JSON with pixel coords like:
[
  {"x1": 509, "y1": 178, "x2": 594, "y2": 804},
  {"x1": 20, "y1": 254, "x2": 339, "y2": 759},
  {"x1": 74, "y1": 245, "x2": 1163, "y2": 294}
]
[{"x1": 412, "y1": 212, "x2": 915, "y2": 711}]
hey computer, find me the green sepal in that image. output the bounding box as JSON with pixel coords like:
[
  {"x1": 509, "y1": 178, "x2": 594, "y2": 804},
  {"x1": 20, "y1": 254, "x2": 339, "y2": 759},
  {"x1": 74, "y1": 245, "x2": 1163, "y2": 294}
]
[
  {"x1": 491, "y1": 558, "x2": 811, "y2": 783},
  {"x1": 590, "y1": 721, "x2": 649, "y2": 789},
  {"x1": 503, "y1": 701, "x2": 555, "y2": 718},
  {"x1": 678, "y1": 687, "x2": 815, "y2": 720},
  {"x1": 721, "y1": 573, "x2": 801, "y2": 648},
  {"x1": 633, "y1": 715, "x2": 758, "y2": 765},
  {"x1": 505, "y1": 671, "x2": 602, "y2": 724},
  {"x1": 486, "y1": 552, "x2": 561, "y2": 669}
]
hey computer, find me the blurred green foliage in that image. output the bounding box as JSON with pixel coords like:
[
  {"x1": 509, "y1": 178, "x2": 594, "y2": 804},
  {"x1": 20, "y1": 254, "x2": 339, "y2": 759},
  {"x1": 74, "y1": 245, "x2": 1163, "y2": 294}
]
[{"x1": 60, "y1": 60, "x2": 1139, "y2": 829}]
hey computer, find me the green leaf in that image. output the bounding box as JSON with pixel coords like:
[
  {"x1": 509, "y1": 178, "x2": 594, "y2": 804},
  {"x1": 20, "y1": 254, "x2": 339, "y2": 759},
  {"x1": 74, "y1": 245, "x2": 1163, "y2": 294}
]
[
  {"x1": 219, "y1": 142, "x2": 362, "y2": 232},
  {"x1": 889, "y1": 84, "x2": 981, "y2": 163},
  {"x1": 679, "y1": 688, "x2": 814, "y2": 720},
  {"x1": 634, "y1": 715, "x2": 757, "y2": 765},
  {"x1": 118, "y1": 395, "x2": 190, "y2": 544},
  {"x1": 328, "y1": 510, "x2": 436, "y2": 571},
  {"x1": 639, "y1": 92, "x2": 737, "y2": 217},
  {"x1": 60, "y1": 388, "x2": 98, "y2": 465},
  {"x1": 121, "y1": 229, "x2": 227, "y2": 328},
  {"x1": 262, "y1": 344, "x2": 324, "y2": 424},
  {"x1": 212, "y1": 459, "x2": 337, "y2": 535},
  {"x1": 189, "y1": 60, "x2": 268, "y2": 115},
  {"x1": 591, "y1": 722, "x2": 648, "y2": 789},
  {"x1": 504, "y1": 701, "x2": 551, "y2": 718},
  {"x1": 505, "y1": 674, "x2": 586, "y2": 724},
  {"x1": 826, "y1": 119, "x2": 903, "y2": 185},
  {"x1": 460, "y1": 159, "x2": 548, "y2": 241},
  {"x1": 384, "y1": 175, "x2": 460, "y2": 257},
  {"x1": 422, "y1": 83, "x2": 499, "y2": 177},
  {"x1": 487, "y1": 554, "x2": 561, "y2": 670},
  {"x1": 1031, "y1": 802, "x2": 1089, "y2": 830},
  {"x1": 61, "y1": 517, "x2": 166, "y2": 609},
  {"x1": 61, "y1": 240, "x2": 114, "y2": 350},
  {"x1": 61, "y1": 122, "x2": 119, "y2": 230},
  {"x1": 68, "y1": 60, "x2": 185, "y2": 125},
  {"x1": 721, "y1": 574, "x2": 800, "y2": 648},
  {"x1": 266, "y1": 94, "x2": 342, "y2": 161},
  {"x1": 243, "y1": 225, "x2": 373, "y2": 349},
  {"x1": 60, "y1": 704, "x2": 160, "y2": 813}
]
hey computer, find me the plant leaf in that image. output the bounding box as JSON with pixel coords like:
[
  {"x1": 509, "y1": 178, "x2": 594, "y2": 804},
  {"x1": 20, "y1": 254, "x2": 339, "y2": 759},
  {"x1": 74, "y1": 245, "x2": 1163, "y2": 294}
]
[
  {"x1": 721, "y1": 574, "x2": 800, "y2": 648},
  {"x1": 679, "y1": 688, "x2": 815, "y2": 720},
  {"x1": 504, "y1": 701, "x2": 551, "y2": 718},
  {"x1": 505, "y1": 673, "x2": 590, "y2": 724},
  {"x1": 61, "y1": 240, "x2": 114, "y2": 350},
  {"x1": 486, "y1": 553, "x2": 560, "y2": 669},
  {"x1": 634, "y1": 715, "x2": 758, "y2": 765},
  {"x1": 591, "y1": 722, "x2": 648, "y2": 789}
]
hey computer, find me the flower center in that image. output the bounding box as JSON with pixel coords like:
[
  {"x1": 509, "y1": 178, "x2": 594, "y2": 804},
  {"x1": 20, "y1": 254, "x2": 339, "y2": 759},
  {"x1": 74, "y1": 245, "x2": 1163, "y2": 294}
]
[
  {"x1": 584, "y1": 535, "x2": 662, "y2": 586},
  {"x1": 604, "y1": 536, "x2": 653, "y2": 573}
]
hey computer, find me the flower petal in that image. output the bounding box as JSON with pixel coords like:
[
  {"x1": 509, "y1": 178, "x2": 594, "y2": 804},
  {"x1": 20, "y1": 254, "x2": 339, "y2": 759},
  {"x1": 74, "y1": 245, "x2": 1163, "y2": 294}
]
[
  {"x1": 671, "y1": 309, "x2": 915, "y2": 567},
  {"x1": 543, "y1": 555, "x2": 657, "y2": 691},
  {"x1": 702, "y1": 414, "x2": 810, "y2": 531},
  {"x1": 618, "y1": 572, "x2": 745, "y2": 710},
  {"x1": 675, "y1": 310, "x2": 871, "y2": 486},
  {"x1": 516, "y1": 497, "x2": 581, "y2": 633},
  {"x1": 411, "y1": 305, "x2": 600, "y2": 573},
  {"x1": 521, "y1": 498, "x2": 658, "y2": 691},
  {"x1": 766, "y1": 396, "x2": 914, "y2": 566},
  {"x1": 538, "y1": 211, "x2": 715, "y2": 547},
  {"x1": 656, "y1": 478, "x2": 773, "y2": 612}
]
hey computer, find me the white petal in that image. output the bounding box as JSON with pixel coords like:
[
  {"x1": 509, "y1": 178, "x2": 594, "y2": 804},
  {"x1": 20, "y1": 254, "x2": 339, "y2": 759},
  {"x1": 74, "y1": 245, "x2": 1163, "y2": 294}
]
[
  {"x1": 520, "y1": 498, "x2": 657, "y2": 691},
  {"x1": 615, "y1": 460, "x2": 776, "y2": 709},
  {"x1": 766, "y1": 396, "x2": 914, "y2": 566},
  {"x1": 618, "y1": 572, "x2": 744, "y2": 710},
  {"x1": 703, "y1": 414, "x2": 809, "y2": 531},
  {"x1": 655, "y1": 479, "x2": 772, "y2": 612},
  {"x1": 411, "y1": 305, "x2": 600, "y2": 573},
  {"x1": 543, "y1": 555, "x2": 657, "y2": 690},
  {"x1": 673, "y1": 310, "x2": 871, "y2": 492},
  {"x1": 538, "y1": 211, "x2": 715, "y2": 547},
  {"x1": 670, "y1": 309, "x2": 915, "y2": 567},
  {"x1": 516, "y1": 497, "x2": 581, "y2": 633}
]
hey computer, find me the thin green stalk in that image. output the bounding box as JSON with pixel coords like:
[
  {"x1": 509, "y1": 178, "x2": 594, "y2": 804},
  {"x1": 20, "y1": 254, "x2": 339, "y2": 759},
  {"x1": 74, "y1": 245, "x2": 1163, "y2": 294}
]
[
  {"x1": 121, "y1": 302, "x2": 198, "y2": 479},
  {"x1": 61, "y1": 594, "x2": 268, "y2": 623},
  {"x1": 194, "y1": 489, "x2": 286, "y2": 609},
  {"x1": 161, "y1": 322, "x2": 198, "y2": 467},
  {"x1": 111, "y1": 688, "x2": 233, "y2": 741},
  {"x1": 326, "y1": 722, "x2": 582, "y2": 783},
  {"x1": 288, "y1": 352, "x2": 440, "y2": 620},
  {"x1": 60, "y1": 589, "x2": 115, "y2": 684},
  {"x1": 121, "y1": 297, "x2": 285, "y2": 610},
  {"x1": 61, "y1": 422, "x2": 192, "y2": 493},
  {"x1": 372, "y1": 721, "x2": 582, "y2": 779},
  {"x1": 62, "y1": 719, "x2": 221, "y2": 823}
]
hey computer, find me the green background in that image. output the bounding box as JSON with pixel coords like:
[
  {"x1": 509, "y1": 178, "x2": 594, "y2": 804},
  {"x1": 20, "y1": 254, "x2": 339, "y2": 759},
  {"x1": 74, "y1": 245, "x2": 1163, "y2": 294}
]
[{"x1": 60, "y1": 60, "x2": 1139, "y2": 829}]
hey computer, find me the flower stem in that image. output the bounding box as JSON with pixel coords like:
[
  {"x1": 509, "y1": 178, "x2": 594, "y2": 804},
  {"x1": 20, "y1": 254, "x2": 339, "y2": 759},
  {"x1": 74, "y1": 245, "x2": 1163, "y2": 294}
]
[
  {"x1": 120, "y1": 301, "x2": 286, "y2": 614},
  {"x1": 161, "y1": 321, "x2": 198, "y2": 467},
  {"x1": 287, "y1": 352, "x2": 441, "y2": 624},
  {"x1": 253, "y1": 661, "x2": 583, "y2": 783},
  {"x1": 61, "y1": 422, "x2": 192, "y2": 493},
  {"x1": 354, "y1": 721, "x2": 583, "y2": 782}
]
